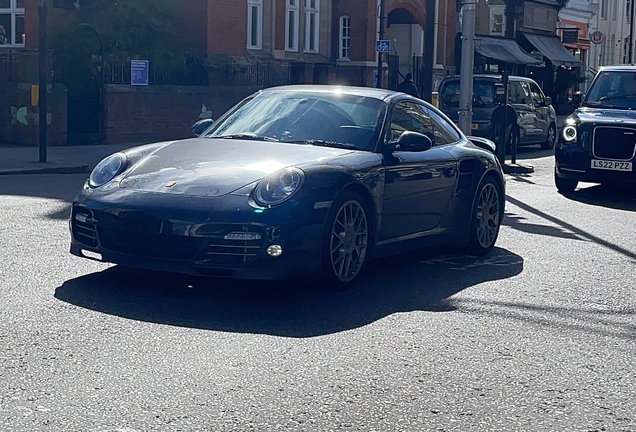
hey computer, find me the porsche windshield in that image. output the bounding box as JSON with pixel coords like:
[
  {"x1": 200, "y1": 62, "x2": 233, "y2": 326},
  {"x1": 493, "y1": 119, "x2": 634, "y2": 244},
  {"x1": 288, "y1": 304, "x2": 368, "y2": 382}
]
[
  {"x1": 204, "y1": 91, "x2": 387, "y2": 151},
  {"x1": 583, "y1": 71, "x2": 636, "y2": 109}
]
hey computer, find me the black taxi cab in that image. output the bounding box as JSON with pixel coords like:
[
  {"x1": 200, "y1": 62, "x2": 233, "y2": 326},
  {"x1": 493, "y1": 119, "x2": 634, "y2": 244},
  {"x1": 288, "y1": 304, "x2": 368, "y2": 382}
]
[{"x1": 555, "y1": 65, "x2": 636, "y2": 193}]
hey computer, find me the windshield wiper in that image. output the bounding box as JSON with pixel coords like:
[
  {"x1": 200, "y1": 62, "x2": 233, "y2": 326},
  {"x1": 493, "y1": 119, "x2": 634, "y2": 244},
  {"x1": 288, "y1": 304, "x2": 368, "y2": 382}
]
[
  {"x1": 598, "y1": 94, "x2": 636, "y2": 102},
  {"x1": 213, "y1": 134, "x2": 279, "y2": 142},
  {"x1": 283, "y1": 139, "x2": 359, "y2": 150}
]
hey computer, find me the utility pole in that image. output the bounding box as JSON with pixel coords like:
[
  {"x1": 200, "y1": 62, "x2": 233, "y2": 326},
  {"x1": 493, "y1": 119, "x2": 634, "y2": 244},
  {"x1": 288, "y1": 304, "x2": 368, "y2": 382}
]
[
  {"x1": 630, "y1": 0, "x2": 635, "y2": 63},
  {"x1": 458, "y1": 0, "x2": 476, "y2": 135},
  {"x1": 376, "y1": 0, "x2": 386, "y2": 88},
  {"x1": 38, "y1": 0, "x2": 47, "y2": 163}
]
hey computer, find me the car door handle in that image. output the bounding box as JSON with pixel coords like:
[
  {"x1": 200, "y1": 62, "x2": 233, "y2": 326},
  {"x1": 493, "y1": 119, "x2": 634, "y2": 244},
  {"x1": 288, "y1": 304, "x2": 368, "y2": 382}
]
[{"x1": 443, "y1": 167, "x2": 456, "y2": 178}]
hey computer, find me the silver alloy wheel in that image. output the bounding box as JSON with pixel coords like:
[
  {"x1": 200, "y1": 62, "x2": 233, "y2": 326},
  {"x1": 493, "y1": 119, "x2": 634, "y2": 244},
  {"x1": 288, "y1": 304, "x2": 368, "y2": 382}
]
[
  {"x1": 330, "y1": 200, "x2": 368, "y2": 283},
  {"x1": 548, "y1": 125, "x2": 556, "y2": 146},
  {"x1": 475, "y1": 183, "x2": 501, "y2": 249}
]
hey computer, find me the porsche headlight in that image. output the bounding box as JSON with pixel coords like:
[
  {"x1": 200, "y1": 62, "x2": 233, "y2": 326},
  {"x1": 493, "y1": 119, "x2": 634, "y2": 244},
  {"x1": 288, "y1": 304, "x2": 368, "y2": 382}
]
[
  {"x1": 254, "y1": 167, "x2": 304, "y2": 207},
  {"x1": 562, "y1": 125, "x2": 577, "y2": 142},
  {"x1": 89, "y1": 153, "x2": 126, "y2": 188}
]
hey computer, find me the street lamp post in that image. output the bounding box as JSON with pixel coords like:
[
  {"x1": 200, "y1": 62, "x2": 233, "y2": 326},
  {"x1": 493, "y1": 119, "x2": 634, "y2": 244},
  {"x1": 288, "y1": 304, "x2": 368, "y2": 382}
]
[
  {"x1": 629, "y1": 0, "x2": 635, "y2": 64},
  {"x1": 376, "y1": 0, "x2": 386, "y2": 88},
  {"x1": 38, "y1": 0, "x2": 47, "y2": 163},
  {"x1": 458, "y1": 0, "x2": 476, "y2": 135}
]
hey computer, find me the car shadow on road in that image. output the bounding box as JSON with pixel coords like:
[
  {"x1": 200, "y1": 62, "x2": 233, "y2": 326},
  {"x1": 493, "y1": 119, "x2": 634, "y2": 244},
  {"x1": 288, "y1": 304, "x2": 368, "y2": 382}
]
[
  {"x1": 564, "y1": 184, "x2": 636, "y2": 212},
  {"x1": 54, "y1": 247, "x2": 523, "y2": 337}
]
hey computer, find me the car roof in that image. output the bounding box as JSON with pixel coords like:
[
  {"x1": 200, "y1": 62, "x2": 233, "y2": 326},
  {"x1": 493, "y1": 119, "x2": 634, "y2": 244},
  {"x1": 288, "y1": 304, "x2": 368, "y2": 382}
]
[
  {"x1": 598, "y1": 65, "x2": 636, "y2": 72},
  {"x1": 261, "y1": 84, "x2": 402, "y2": 102},
  {"x1": 440, "y1": 74, "x2": 537, "y2": 83}
]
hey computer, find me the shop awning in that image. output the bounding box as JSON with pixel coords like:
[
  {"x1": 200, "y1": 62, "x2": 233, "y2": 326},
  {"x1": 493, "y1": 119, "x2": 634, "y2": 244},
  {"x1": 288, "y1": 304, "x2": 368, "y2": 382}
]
[
  {"x1": 522, "y1": 33, "x2": 584, "y2": 67},
  {"x1": 474, "y1": 36, "x2": 542, "y2": 65}
]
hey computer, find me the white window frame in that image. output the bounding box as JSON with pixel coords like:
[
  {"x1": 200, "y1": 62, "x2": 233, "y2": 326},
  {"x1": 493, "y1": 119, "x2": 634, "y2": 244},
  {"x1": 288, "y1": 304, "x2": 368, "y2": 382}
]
[
  {"x1": 0, "y1": 0, "x2": 25, "y2": 48},
  {"x1": 304, "y1": 0, "x2": 320, "y2": 53},
  {"x1": 247, "y1": 0, "x2": 263, "y2": 50},
  {"x1": 339, "y1": 15, "x2": 350, "y2": 60},
  {"x1": 286, "y1": 0, "x2": 299, "y2": 52}
]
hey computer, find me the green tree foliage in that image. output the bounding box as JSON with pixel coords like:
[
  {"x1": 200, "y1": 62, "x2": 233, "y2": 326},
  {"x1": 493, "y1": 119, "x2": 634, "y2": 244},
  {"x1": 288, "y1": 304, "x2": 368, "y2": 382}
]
[{"x1": 54, "y1": 0, "x2": 180, "y2": 60}]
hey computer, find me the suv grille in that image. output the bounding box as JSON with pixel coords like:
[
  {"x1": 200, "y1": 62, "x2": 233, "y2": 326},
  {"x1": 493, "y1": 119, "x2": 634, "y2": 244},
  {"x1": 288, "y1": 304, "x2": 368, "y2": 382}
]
[{"x1": 593, "y1": 127, "x2": 636, "y2": 160}]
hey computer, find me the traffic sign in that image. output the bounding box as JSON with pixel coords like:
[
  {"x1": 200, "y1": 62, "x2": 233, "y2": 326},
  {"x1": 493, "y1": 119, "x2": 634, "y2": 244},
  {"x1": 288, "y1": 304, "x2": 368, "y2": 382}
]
[
  {"x1": 589, "y1": 31, "x2": 605, "y2": 45},
  {"x1": 131, "y1": 60, "x2": 149, "y2": 86},
  {"x1": 376, "y1": 40, "x2": 391, "y2": 52}
]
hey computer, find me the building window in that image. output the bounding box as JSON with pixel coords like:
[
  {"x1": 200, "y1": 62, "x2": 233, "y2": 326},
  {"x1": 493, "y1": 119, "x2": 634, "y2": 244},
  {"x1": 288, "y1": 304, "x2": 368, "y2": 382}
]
[
  {"x1": 247, "y1": 0, "x2": 263, "y2": 50},
  {"x1": 600, "y1": 0, "x2": 607, "y2": 19},
  {"x1": 286, "y1": 0, "x2": 299, "y2": 51},
  {"x1": 612, "y1": 0, "x2": 617, "y2": 21},
  {"x1": 339, "y1": 15, "x2": 350, "y2": 60},
  {"x1": 628, "y1": 0, "x2": 632, "y2": 23},
  {"x1": 0, "y1": 0, "x2": 25, "y2": 47},
  {"x1": 304, "y1": 0, "x2": 320, "y2": 53}
]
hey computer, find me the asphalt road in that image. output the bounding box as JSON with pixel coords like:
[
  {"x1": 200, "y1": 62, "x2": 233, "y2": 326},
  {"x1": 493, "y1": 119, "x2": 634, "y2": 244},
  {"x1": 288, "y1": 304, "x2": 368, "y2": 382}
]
[{"x1": 1, "y1": 147, "x2": 635, "y2": 431}]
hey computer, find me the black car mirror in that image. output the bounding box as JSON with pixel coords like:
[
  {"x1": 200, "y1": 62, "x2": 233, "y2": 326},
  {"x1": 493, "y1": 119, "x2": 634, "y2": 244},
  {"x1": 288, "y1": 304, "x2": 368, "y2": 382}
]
[
  {"x1": 390, "y1": 131, "x2": 434, "y2": 152},
  {"x1": 192, "y1": 119, "x2": 215, "y2": 136}
]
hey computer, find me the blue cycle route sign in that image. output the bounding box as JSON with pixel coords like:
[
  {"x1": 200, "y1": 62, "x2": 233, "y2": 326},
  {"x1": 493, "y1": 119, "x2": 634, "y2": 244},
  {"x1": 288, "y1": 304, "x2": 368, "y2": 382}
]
[
  {"x1": 131, "y1": 60, "x2": 149, "y2": 86},
  {"x1": 376, "y1": 40, "x2": 391, "y2": 53}
]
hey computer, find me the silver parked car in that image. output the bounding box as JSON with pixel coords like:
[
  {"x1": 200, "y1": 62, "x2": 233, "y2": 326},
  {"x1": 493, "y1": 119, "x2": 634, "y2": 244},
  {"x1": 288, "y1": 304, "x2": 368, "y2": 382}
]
[{"x1": 438, "y1": 74, "x2": 558, "y2": 152}]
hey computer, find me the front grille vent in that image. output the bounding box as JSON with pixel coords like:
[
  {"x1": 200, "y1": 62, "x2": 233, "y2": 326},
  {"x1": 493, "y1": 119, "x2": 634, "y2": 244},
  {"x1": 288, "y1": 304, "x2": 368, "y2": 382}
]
[{"x1": 72, "y1": 208, "x2": 98, "y2": 248}]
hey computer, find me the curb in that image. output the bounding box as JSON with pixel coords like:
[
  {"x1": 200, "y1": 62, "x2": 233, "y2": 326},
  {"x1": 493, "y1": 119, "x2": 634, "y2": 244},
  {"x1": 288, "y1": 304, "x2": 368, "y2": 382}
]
[
  {"x1": 503, "y1": 164, "x2": 535, "y2": 174},
  {"x1": 0, "y1": 165, "x2": 91, "y2": 176}
]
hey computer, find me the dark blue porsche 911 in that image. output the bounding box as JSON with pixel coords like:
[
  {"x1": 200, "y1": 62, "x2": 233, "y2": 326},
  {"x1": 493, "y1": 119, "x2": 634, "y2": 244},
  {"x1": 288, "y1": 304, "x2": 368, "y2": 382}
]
[{"x1": 70, "y1": 85, "x2": 505, "y2": 289}]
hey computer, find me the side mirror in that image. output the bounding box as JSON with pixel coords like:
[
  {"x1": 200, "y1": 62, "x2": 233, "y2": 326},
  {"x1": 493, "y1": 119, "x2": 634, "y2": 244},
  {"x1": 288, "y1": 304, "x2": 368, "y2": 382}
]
[
  {"x1": 544, "y1": 96, "x2": 552, "y2": 106},
  {"x1": 468, "y1": 136, "x2": 496, "y2": 153},
  {"x1": 192, "y1": 119, "x2": 215, "y2": 136},
  {"x1": 390, "y1": 131, "x2": 434, "y2": 152}
]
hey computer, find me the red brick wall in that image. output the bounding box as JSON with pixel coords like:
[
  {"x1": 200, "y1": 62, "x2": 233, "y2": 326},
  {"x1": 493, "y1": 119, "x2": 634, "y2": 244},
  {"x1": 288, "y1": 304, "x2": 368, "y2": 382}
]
[
  {"x1": 337, "y1": 0, "x2": 376, "y2": 62},
  {"x1": 0, "y1": 82, "x2": 67, "y2": 146},
  {"x1": 102, "y1": 84, "x2": 260, "y2": 145},
  {"x1": 176, "y1": 0, "x2": 208, "y2": 54},
  {"x1": 207, "y1": 0, "x2": 247, "y2": 56},
  {"x1": 275, "y1": 0, "x2": 285, "y2": 51}
]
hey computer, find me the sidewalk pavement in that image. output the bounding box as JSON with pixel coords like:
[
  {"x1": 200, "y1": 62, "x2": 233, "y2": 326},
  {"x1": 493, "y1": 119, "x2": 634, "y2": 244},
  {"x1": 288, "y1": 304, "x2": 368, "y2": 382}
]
[{"x1": 0, "y1": 143, "x2": 138, "y2": 176}]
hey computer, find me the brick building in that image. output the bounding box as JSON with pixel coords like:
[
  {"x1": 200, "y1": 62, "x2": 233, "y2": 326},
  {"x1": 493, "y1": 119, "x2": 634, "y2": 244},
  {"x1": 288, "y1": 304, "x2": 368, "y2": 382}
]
[{"x1": 1, "y1": 0, "x2": 457, "y2": 146}]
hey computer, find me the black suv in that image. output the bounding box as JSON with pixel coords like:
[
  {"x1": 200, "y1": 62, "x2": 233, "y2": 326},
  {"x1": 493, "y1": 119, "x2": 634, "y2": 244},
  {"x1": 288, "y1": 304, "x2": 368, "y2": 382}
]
[
  {"x1": 438, "y1": 74, "x2": 557, "y2": 151},
  {"x1": 555, "y1": 65, "x2": 636, "y2": 193}
]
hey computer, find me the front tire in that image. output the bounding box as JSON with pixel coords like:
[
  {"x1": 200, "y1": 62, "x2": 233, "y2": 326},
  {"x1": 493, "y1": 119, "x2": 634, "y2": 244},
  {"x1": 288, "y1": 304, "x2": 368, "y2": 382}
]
[
  {"x1": 554, "y1": 169, "x2": 578, "y2": 194},
  {"x1": 467, "y1": 177, "x2": 502, "y2": 256},
  {"x1": 320, "y1": 191, "x2": 369, "y2": 291}
]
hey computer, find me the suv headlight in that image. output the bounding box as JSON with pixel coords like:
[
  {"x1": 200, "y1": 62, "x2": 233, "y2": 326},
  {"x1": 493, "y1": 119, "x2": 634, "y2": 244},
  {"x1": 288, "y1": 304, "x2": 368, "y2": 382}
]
[
  {"x1": 89, "y1": 153, "x2": 127, "y2": 188},
  {"x1": 562, "y1": 125, "x2": 577, "y2": 142},
  {"x1": 253, "y1": 167, "x2": 304, "y2": 207}
]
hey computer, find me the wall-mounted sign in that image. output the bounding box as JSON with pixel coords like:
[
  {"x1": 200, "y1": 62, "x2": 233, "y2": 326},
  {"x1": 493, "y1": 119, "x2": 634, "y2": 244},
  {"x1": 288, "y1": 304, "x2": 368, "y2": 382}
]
[
  {"x1": 523, "y1": 3, "x2": 557, "y2": 33},
  {"x1": 131, "y1": 60, "x2": 149, "y2": 86},
  {"x1": 589, "y1": 31, "x2": 605, "y2": 45},
  {"x1": 562, "y1": 29, "x2": 579, "y2": 44}
]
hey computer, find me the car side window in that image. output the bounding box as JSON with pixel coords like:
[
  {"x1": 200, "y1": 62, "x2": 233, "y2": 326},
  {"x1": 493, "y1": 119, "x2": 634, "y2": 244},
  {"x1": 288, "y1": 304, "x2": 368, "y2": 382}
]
[
  {"x1": 388, "y1": 101, "x2": 434, "y2": 143},
  {"x1": 509, "y1": 81, "x2": 529, "y2": 105},
  {"x1": 529, "y1": 82, "x2": 545, "y2": 106},
  {"x1": 425, "y1": 106, "x2": 462, "y2": 146}
]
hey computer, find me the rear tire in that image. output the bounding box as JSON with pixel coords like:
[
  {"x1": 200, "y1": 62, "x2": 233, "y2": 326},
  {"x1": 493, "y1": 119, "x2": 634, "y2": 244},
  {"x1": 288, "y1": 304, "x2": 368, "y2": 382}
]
[
  {"x1": 554, "y1": 169, "x2": 578, "y2": 194},
  {"x1": 320, "y1": 191, "x2": 370, "y2": 291},
  {"x1": 541, "y1": 123, "x2": 556, "y2": 150},
  {"x1": 466, "y1": 177, "x2": 502, "y2": 257}
]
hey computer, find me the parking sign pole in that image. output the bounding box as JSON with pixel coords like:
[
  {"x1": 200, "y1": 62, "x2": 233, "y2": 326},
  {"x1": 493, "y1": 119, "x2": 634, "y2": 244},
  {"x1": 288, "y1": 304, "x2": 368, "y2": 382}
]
[
  {"x1": 38, "y1": 0, "x2": 47, "y2": 163},
  {"x1": 376, "y1": 0, "x2": 386, "y2": 88},
  {"x1": 458, "y1": 0, "x2": 476, "y2": 135}
]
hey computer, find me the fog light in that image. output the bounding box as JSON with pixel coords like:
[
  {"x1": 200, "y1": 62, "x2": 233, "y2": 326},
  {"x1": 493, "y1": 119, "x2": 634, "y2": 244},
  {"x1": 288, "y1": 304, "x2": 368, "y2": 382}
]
[{"x1": 267, "y1": 245, "x2": 283, "y2": 257}]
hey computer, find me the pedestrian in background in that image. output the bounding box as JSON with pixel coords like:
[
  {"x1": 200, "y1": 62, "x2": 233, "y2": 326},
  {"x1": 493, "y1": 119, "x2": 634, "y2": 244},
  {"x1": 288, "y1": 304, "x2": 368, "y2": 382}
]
[{"x1": 397, "y1": 73, "x2": 420, "y2": 98}]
